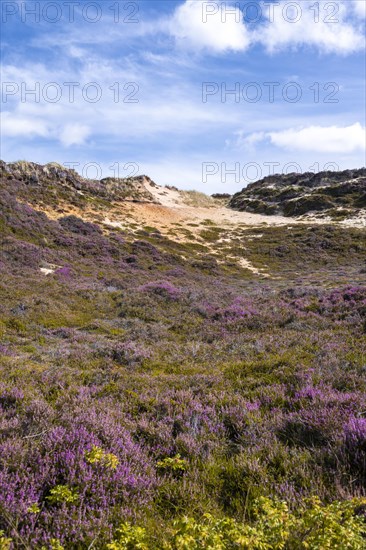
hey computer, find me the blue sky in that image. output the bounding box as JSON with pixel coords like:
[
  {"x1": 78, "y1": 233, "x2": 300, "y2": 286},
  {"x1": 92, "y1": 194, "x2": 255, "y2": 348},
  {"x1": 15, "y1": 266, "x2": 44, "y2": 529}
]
[{"x1": 1, "y1": 0, "x2": 365, "y2": 192}]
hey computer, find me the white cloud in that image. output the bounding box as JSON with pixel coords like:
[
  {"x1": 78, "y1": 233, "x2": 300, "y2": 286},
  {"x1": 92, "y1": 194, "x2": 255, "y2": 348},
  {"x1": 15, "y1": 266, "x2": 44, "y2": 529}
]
[
  {"x1": 17, "y1": 0, "x2": 364, "y2": 58},
  {"x1": 169, "y1": 0, "x2": 251, "y2": 53},
  {"x1": 1, "y1": 110, "x2": 91, "y2": 148},
  {"x1": 258, "y1": 0, "x2": 365, "y2": 54},
  {"x1": 165, "y1": 0, "x2": 364, "y2": 56},
  {"x1": 59, "y1": 124, "x2": 91, "y2": 147},
  {"x1": 1, "y1": 111, "x2": 50, "y2": 138},
  {"x1": 228, "y1": 130, "x2": 267, "y2": 152},
  {"x1": 0, "y1": 56, "x2": 240, "y2": 153},
  {"x1": 352, "y1": 0, "x2": 366, "y2": 19},
  {"x1": 242, "y1": 123, "x2": 365, "y2": 153}
]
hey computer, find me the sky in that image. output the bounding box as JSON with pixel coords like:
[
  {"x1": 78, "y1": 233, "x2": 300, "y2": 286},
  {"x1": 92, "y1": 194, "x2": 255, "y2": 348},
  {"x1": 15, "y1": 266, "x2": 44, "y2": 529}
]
[{"x1": 1, "y1": 0, "x2": 365, "y2": 192}]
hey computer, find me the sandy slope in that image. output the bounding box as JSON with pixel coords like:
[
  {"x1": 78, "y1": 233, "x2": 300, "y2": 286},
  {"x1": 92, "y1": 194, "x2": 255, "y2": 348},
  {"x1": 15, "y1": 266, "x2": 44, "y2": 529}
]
[
  {"x1": 140, "y1": 179, "x2": 366, "y2": 229},
  {"x1": 101, "y1": 181, "x2": 303, "y2": 277},
  {"x1": 36, "y1": 178, "x2": 365, "y2": 277},
  {"x1": 135, "y1": 179, "x2": 294, "y2": 228},
  {"x1": 105, "y1": 180, "x2": 363, "y2": 277}
]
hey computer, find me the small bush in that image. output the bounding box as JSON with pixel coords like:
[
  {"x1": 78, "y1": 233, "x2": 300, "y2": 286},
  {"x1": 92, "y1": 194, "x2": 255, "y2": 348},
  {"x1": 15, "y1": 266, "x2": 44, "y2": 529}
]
[
  {"x1": 0, "y1": 531, "x2": 12, "y2": 550},
  {"x1": 85, "y1": 445, "x2": 119, "y2": 470},
  {"x1": 157, "y1": 454, "x2": 188, "y2": 476},
  {"x1": 343, "y1": 416, "x2": 366, "y2": 482},
  {"x1": 107, "y1": 523, "x2": 148, "y2": 549},
  {"x1": 109, "y1": 497, "x2": 366, "y2": 549},
  {"x1": 59, "y1": 215, "x2": 102, "y2": 236},
  {"x1": 139, "y1": 281, "x2": 181, "y2": 301},
  {"x1": 46, "y1": 485, "x2": 79, "y2": 505}
]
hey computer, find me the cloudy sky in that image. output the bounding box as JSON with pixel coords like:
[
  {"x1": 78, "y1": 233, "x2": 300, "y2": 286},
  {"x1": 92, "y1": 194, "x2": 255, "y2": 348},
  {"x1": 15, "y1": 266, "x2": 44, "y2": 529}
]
[{"x1": 1, "y1": 0, "x2": 365, "y2": 192}]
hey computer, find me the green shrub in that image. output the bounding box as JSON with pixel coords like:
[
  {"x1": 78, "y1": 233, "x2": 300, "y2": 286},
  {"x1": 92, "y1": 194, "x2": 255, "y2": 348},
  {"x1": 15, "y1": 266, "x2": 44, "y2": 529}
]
[
  {"x1": 85, "y1": 445, "x2": 119, "y2": 469},
  {"x1": 168, "y1": 497, "x2": 366, "y2": 549},
  {"x1": 109, "y1": 497, "x2": 366, "y2": 549},
  {"x1": 0, "y1": 531, "x2": 12, "y2": 550},
  {"x1": 107, "y1": 523, "x2": 149, "y2": 549},
  {"x1": 157, "y1": 455, "x2": 188, "y2": 475},
  {"x1": 292, "y1": 496, "x2": 366, "y2": 550},
  {"x1": 46, "y1": 485, "x2": 79, "y2": 505},
  {"x1": 40, "y1": 540, "x2": 64, "y2": 550}
]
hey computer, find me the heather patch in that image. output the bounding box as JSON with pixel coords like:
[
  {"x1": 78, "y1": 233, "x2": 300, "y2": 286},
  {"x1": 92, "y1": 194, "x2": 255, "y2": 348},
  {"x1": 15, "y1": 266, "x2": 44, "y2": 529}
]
[{"x1": 0, "y1": 167, "x2": 365, "y2": 546}]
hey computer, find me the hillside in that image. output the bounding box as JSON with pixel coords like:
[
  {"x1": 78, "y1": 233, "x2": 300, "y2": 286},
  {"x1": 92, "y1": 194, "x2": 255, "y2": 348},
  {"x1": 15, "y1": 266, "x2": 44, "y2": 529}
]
[
  {"x1": 1, "y1": 161, "x2": 159, "y2": 204},
  {"x1": 0, "y1": 161, "x2": 366, "y2": 548},
  {"x1": 229, "y1": 168, "x2": 366, "y2": 220}
]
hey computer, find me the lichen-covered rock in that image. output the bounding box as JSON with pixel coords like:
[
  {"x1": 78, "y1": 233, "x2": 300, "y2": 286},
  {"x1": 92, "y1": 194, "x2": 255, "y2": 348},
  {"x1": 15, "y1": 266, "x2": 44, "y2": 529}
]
[
  {"x1": 0, "y1": 161, "x2": 158, "y2": 204},
  {"x1": 229, "y1": 168, "x2": 366, "y2": 218},
  {"x1": 100, "y1": 176, "x2": 156, "y2": 202}
]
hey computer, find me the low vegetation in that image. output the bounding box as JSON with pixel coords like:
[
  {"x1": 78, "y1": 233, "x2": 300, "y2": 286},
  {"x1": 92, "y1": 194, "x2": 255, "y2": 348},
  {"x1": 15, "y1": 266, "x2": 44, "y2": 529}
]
[
  {"x1": 229, "y1": 168, "x2": 366, "y2": 220},
  {"x1": 0, "y1": 164, "x2": 365, "y2": 548}
]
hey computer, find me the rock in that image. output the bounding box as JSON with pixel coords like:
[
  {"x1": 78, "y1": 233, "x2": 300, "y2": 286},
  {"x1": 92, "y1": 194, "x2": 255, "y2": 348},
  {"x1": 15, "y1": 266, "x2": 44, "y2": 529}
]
[
  {"x1": 211, "y1": 193, "x2": 232, "y2": 199},
  {"x1": 229, "y1": 168, "x2": 366, "y2": 218},
  {"x1": 0, "y1": 161, "x2": 160, "y2": 204}
]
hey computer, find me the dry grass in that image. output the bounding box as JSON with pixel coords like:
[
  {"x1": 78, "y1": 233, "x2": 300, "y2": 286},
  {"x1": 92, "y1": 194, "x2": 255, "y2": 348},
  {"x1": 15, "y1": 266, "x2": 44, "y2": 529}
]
[{"x1": 179, "y1": 190, "x2": 216, "y2": 207}]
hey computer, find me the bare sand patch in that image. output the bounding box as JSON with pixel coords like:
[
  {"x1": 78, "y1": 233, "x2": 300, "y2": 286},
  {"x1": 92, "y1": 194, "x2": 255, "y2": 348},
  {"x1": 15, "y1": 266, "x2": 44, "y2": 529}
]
[{"x1": 25, "y1": 179, "x2": 365, "y2": 278}]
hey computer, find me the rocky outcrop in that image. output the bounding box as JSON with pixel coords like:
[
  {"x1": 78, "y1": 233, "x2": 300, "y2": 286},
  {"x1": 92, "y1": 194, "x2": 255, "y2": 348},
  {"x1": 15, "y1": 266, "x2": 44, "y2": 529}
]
[
  {"x1": 0, "y1": 161, "x2": 158, "y2": 204},
  {"x1": 211, "y1": 193, "x2": 232, "y2": 201},
  {"x1": 100, "y1": 175, "x2": 157, "y2": 202},
  {"x1": 229, "y1": 169, "x2": 366, "y2": 218}
]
